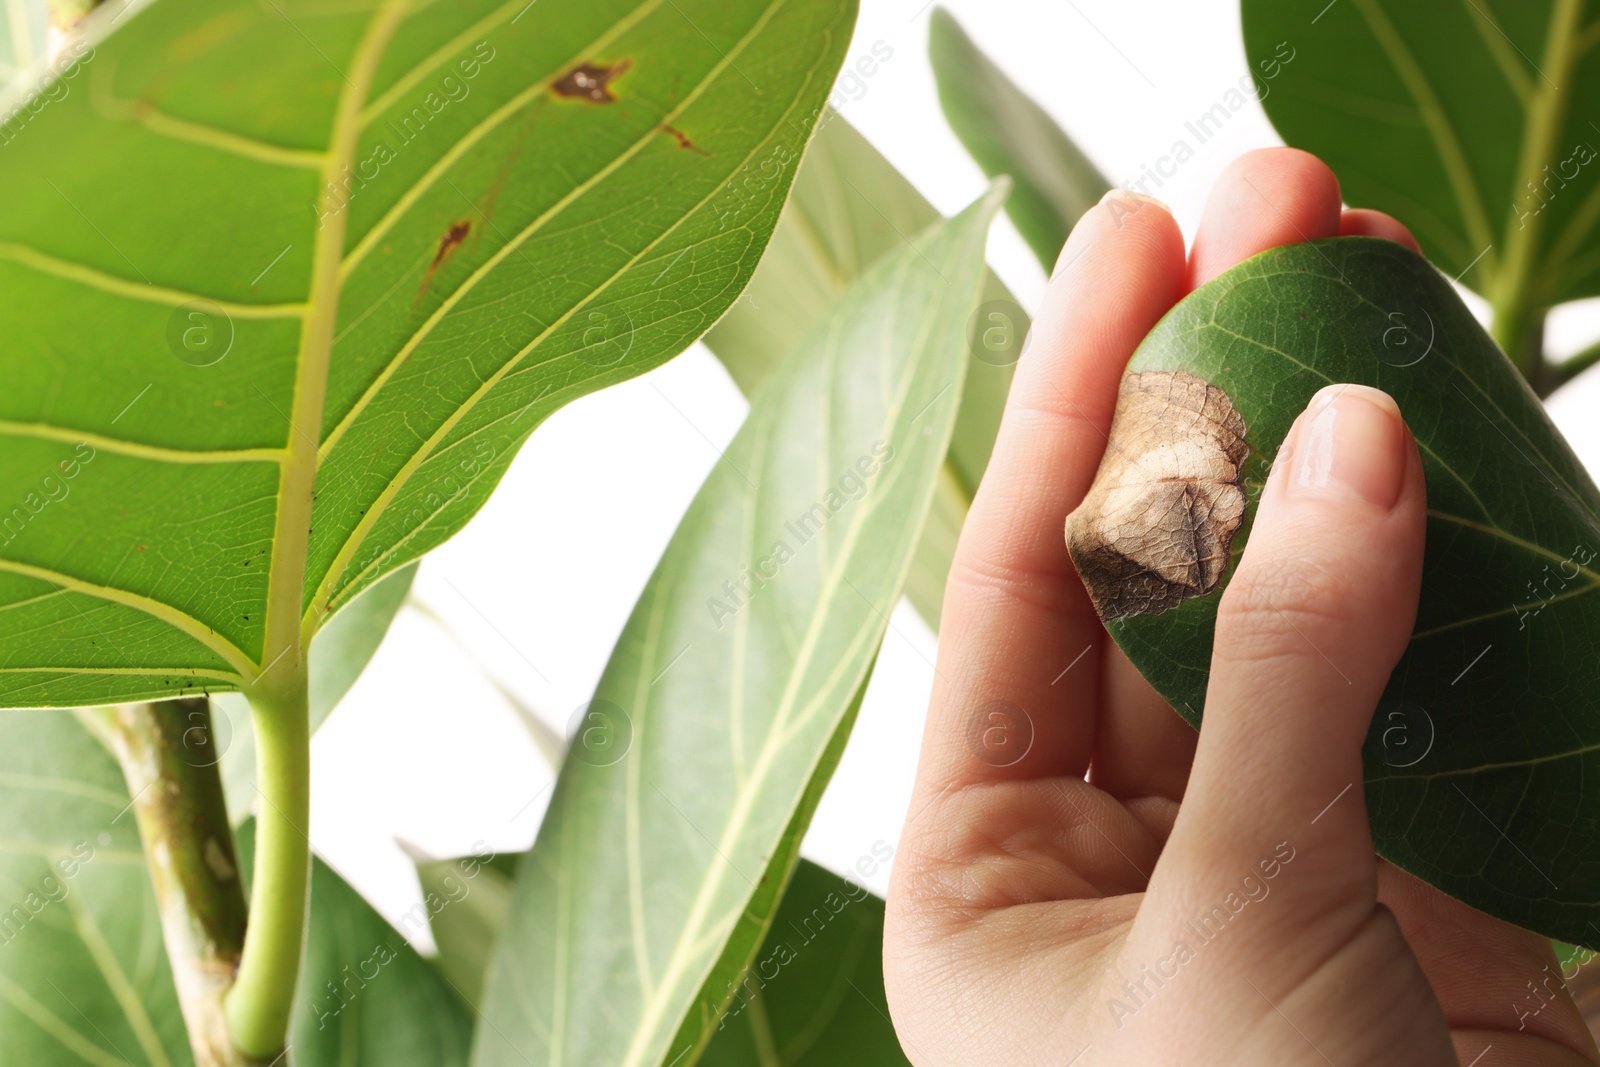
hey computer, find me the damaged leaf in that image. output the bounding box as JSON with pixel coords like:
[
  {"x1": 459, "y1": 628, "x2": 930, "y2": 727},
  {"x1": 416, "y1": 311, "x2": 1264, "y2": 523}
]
[
  {"x1": 0, "y1": 0, "x2": 855, "y2": 708},
  {"x1": 1099, "y1": 236, "x2": 1600, "y2": 949},
  {"x1": 1066, "y1": 370, "x2": 1249, "y2": 621},
  {"x1": 552, "y1": 59, "x2": 631, "y2": 103}
]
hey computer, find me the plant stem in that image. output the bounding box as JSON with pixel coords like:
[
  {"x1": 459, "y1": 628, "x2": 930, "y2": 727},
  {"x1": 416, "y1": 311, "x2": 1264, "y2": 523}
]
[
  {"x1": 102, "y1": 699, "x2": 269, "y2": 1067},
  {"x1": 1492, "y1": 298, "x2": 1550, "y2": 391},
  {"x1": 225, "y1": 670, "x2": 312, "y2": 1060},
  {"x1": 1554, "y1": 334, "x2": 1600, "y2": 389}
]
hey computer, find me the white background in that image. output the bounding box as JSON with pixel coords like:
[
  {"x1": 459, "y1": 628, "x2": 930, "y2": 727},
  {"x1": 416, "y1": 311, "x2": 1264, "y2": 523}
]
[{"x1": 299, "y1": 0, "x2": 1600, "y2": 943}]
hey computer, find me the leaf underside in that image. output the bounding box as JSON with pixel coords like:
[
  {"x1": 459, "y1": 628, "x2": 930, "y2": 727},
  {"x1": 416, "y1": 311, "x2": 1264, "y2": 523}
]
[
  {"x1": 1113, "y1": 236, "x2": 1600, "y2": 946},
  {"x1": 471, "y1": 188, "x2": 1003, "y2": 1067},
  {"x1": 0, "y1": 709, "x2": 470, "y2": 1066},
  {"x1": 703, "y1": 112, "x2": 1021, "y2": 628},
  {"x1": 0, "y1": 0, "x2": 853, "y2": 706},
  {"x1": 697, "y1": 860, "x2": 910, "y2": 1067}
]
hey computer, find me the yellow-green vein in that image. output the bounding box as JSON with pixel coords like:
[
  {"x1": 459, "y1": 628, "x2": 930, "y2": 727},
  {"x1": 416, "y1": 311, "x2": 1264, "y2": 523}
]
[
  {"x1": 66, "y1": 891, "x2": 175, "y2": 1067},
  {"x1": 310, "y1": 0, "x2": 824, "y2": 622},
  {"x1": 0, "y1": 559, "x2": 255, "y2": 679},
  {"x1": 0, "y1": 422, "x2": 285, "y2": 464},
  {"x1": 616, "y1": 196, "x2": 955, "y2": 1067},
  {"x1": 0, "y1": 241, "x2": 308, "y2": 317},
  {"x1": 1353, "y1": 0, "x2": 1499, "y2": 270},
  {"x1": 358, "y1": 0, "x2": 528, "y2": 123},
  {"x1": 338, "y1": 0, "x2": 667, "y2": 278}
]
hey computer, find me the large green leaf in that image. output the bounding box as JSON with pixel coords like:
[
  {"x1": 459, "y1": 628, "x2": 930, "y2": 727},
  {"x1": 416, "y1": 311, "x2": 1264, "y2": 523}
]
[
  {"x1": 0, "y1": 709, "x2": 190, "y2": 1067},
  {"x1": 928, "y1": 6, "x2": 1109, "y2": 272},
  {"x1": 0, "y1": 0, "x2": 854, "y2": 707},
  {"x1": 1242, "y1": 0, "x2": 1600, "y2": 363},
  {"x1": 698, "y1": 860, "x2": 908, "y2": 1067},
  {"x1": 703, "y1": 112, "x2": 1023, "y2": 627},
  {"x1": 217, "y1": 561, "x2": 417, "y2": 824},
  {"x1": 416, "y1": 852, "x2": 910, "y2": 1067},
  {"x1": 1092, "y1": 236, "x2": 1600, "y2": 945},
  {"x1": 472, "y1": 186, "x2": 1006, "y2": 1067},
  {"x1": 665, "y1": 675, "x2": 867, "y2": 1065},
  {"x1": 0, "y1": 709, "x2": 470, "y2": 1065},
  {"x1": 412, "y1": 844, "x2": 515, "y2": 1009}
]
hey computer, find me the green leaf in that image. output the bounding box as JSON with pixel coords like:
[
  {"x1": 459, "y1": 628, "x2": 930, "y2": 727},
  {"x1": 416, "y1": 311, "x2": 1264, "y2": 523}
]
[
  {"x1": 0, "y1": 708, "x2": 191, "y2": 1067},
  {"x1": 0, "y1": 0, "x2": 47, "y2": 90},
  {"x1": 412, "y1": 845, "x2": 514, "y2": 1009},
  {"x1": 698, "y1": 861, "x2": 909, "y2": 1067},
  {"x1": 666, "y1": 672, "x2": 868, "y2": 1064},
  {"x1": 0, "y1": 0, "x2": 856, "y2": 707},
  {"x1": 236, "y1": 821, "x2": 473, "y2": 1066},
  {"x1": 927, "y1": 6, "x2": 1109, "y2": 272},
  {"x1": 0, "y1": 709, "x2": 470, "y2": 1065},
  {"x1": 702, "y1": 112, "x2": 1025, "y2": 627},
  {"x1": 472, "y1": 185, "x2": 1006, "y2": 1067},
  {"x1": 1098, "y1": 236, "x2": 1600, "y2": 946},
  {"x1": 1241, "y1": 0, "x2": 1595, "y2": 363},
  {"x1": 217, "y1": 561, "x2": 417, "y2": 825}
]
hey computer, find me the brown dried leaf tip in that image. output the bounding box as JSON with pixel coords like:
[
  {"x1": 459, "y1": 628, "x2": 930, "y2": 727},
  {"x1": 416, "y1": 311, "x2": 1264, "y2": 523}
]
[
  {"x1": 553, "y1": 59, "x2": 632, "y2": 104},
  {"x1": 1065, "y1": 370, "x2": 1249, "y2": 621}
]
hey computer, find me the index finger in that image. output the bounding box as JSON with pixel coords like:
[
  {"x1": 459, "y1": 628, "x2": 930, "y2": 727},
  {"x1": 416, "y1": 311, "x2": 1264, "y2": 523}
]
[{"x1": 905, "y1": 190, "x2": 1185, "y2": 806}]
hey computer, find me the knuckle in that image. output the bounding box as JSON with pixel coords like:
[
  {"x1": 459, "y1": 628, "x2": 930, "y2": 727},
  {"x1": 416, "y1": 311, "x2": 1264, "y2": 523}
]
[{"x1": 1212, "y1": 552, "x2": 1363, "y2": 665}]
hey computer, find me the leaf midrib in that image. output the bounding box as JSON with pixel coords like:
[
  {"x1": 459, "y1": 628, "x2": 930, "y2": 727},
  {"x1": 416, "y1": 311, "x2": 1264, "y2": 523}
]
[
  {"x1": 1351, "y1": 0, "x2": 1498, "y2": 273},
  {"x1": 268, "y1": 0, "x2": 410, "y2": 669},
  {"x1": 615, "y1": 210, "x2": 946, "y2": 1067}
]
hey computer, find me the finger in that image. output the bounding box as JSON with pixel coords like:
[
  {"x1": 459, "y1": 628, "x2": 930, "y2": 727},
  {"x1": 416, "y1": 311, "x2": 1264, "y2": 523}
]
[
  {"x1": 1086, "y1": 645, "x2": 1194, "y2": 805},
  {"x1": 1378, "y1": 863, "x2": 1600, "y2": 1064},
  {"x1": 1186, "y1": 147, "x2": 1342, "y2": 291},
  {"x1": 1341, "y1": 208, "x2": 1422, "y2": 254},
  {"x1": 1090, "y1": 148, "x2": 1346, "y2": 806},
  {"x1": 907, "y1": 190, "x2": 1184, "y2": 804},
  {"x1": 1130, "y1": 384, "x2": 1428, "y2": 1015}
]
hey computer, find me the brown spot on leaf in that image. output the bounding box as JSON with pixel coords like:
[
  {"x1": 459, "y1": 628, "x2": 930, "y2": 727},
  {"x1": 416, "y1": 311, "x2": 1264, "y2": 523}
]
[
  {"x1": 661, "y1": 124, "x2": 709, "y2": 155},
  {"x1": 1065, "y1": 370, "x2": 1249, "y2": 621},
  {"x1": 431, "y1": 220, "x2": 471, "y2": 267},
  {"x1": 415, "y1": 220, "x2": 471, "y2": 304},
  {"x1": 553, "y1": 59, "x2": 631, "y2": 104}
]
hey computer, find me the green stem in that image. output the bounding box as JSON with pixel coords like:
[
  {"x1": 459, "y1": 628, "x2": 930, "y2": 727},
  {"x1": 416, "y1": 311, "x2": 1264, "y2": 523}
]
[
  {"x1": 224, "y1": 670, "x2": 312, "y2": 1059},
  {"x1": 1486, "y1": 0, "x2": 1582, "y2": 392},
  {"x1": 1492, "y1": 297, "x2": 1548, "y2": 390},
  {"x1": 1554, "y1": 333, "x2": 1600, "y2": 389}
]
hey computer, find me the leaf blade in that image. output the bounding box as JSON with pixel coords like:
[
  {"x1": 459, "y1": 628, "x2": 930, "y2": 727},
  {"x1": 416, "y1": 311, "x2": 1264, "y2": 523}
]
[
  {"x1": 1103, "y1": 236, "x2": 1600, "y2": 945},
  {"x1": 702, "y1": 112, "x2": 1026, "y2": 627},
  {"x1": 0, "y1": 0, "x2": 857, "y2": 706},
  {"x1": 472, "y1": 185, "x2": 1006, "y2": 1067},
  {"x1": 927, "y1": 6, "x2": 1109, "y2": 272}
]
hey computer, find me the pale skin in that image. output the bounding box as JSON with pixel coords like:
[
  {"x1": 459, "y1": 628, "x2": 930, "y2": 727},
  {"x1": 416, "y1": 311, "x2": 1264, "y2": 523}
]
[{"x1": 883, "y1": 148, "x2": 1600, "y2": 1066}]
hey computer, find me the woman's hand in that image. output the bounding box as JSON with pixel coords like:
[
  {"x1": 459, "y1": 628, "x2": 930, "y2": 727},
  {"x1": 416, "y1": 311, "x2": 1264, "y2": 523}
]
[{"x1": 883, "y1": 148, "x2": 1600, "y2": 1067}]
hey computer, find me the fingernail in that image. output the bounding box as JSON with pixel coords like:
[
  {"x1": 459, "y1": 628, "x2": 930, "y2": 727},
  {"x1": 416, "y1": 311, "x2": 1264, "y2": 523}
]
[
  {"x1": 1285, "y1": 385, "x2": 1407, "y2": 509},
  {"x1": 1099, "y1": 187, "x2": 1169, "y2": 212}
]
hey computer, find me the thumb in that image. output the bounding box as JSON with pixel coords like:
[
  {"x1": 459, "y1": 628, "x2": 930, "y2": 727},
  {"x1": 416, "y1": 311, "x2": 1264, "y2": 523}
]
[{"x1": 1125, "y1": 384, "x2": 1436, "y2": 1037}]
